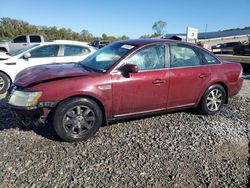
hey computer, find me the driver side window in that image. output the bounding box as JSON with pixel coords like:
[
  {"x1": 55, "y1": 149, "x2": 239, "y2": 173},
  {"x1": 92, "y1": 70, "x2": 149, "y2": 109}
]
[{"x1": 126, "y1": 45, "x2": 165, "y2": 71}]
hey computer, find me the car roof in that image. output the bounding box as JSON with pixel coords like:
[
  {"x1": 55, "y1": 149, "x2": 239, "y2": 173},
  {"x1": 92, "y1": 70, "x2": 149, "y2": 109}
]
[
  {"x1": 44, "y1": 40, "x2": 91, "y2": 46},
  {"x1": 114, "y1": 39, "x2": 189, "y2": 47}
]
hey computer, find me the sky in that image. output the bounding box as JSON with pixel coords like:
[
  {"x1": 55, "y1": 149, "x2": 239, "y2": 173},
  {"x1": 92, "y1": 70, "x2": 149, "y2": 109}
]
[{"x1": 0, "y1": 0, "x2": 250, "y2": 38}]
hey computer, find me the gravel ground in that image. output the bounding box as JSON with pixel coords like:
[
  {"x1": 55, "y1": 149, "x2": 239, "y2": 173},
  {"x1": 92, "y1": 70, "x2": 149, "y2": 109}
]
[{"x1": 0, "y1": 81, "x2": 249, "y2": 187}]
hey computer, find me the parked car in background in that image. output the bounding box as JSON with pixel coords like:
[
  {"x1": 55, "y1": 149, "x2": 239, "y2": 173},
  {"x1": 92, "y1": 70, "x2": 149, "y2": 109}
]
[
  {"x1": 233, "y1": 43, "x2": 250, "y2": 55},
  {"x1": 91, "y1": 40, "x2": 109, "y2": 49},
  {"x1": 0, "y1": 51, "x2": 12, "y2": 60},
  {"x1": 0, "y1": 40, "x2": 96, "y2": 94},
  {"x1": 7, "y1": 39, "x2": 243, "y2": 142},
  {"x1": 0, "y1": 34, "x2": 44, "y2": 53},
  {"x1": 211, "y1": 42, "x2": 240, "y2": 54}
]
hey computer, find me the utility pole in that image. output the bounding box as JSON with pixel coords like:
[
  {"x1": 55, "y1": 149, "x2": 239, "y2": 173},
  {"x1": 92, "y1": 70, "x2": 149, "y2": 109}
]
[{"x1": 205, "y1": 24, "x2": 208, "y2": 33}]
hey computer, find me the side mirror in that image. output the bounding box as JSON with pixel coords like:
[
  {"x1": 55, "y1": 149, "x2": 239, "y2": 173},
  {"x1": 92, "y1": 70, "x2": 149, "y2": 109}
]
[
  {"x1": 119, "y1": 63, "x2": 139, "y2": 74},
  {"x1": 23, "y1": 52, "x2": 31, "y2": 59}
]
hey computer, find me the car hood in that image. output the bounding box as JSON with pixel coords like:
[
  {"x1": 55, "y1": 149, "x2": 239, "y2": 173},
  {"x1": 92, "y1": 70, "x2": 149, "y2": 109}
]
[
  {"x1": 14, "y1": 63, "x2": 95, "y2": 87},
  {"x1": 0, "y1": 40, "x2": 8, "y2": 44},
  {"x1": 0, "y1": 52, "x2": 11, "y2": 60}
]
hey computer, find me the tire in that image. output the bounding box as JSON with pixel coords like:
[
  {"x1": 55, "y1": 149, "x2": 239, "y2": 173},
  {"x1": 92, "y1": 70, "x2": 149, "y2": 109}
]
[
  {"x1": 0, "y1": 48, "x2": 7, "y2": 52},
  {"x1": 199, "y1": 84, "x2": 226, "y2": 115},
  {"x1": 0, "y1": 72, "x2": 10, "y2": 94},
  {"x1": 53, "y1": 97, "x2": 103, "y2": 142}
]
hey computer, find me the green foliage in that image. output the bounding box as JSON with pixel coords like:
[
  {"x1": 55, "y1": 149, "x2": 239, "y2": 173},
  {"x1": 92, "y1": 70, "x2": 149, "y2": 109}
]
[
  {"x1": 222, "y1": 26, "x2": 250, "y2": 31},
  {"x1": 0, "y1": 17, "x2": 129, "y2": 42},
  {"x1": 101, "y1": 33, "x2": 129, "y2": 42},
  {"x1": 0, "y1": 17, "x2": 38, "y2": 40},
  {"x1": 140, "y1": 33, "x2": 161, "y2": 39}
]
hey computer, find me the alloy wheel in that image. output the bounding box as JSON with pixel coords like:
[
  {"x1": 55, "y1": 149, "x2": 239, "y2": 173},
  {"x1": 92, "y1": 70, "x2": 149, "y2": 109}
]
[
  {"x1": 63, "y1": 105, "x2": 95, "y2": 137},
  {"x1": 206, "y1": 89, "x2": 223, "y2": 111},
  {"x1": 0, "y1": 76, "x2": 4, "y2": 90}
]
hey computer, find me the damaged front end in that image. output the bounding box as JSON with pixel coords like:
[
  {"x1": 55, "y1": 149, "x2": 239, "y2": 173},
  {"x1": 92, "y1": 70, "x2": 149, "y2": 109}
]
[
  {"x1": 7, "y1": 85, "x2": 58, "y2": 127},
  {"x1": 10, "y1": 108, "x2": 46, "y2": 127}
]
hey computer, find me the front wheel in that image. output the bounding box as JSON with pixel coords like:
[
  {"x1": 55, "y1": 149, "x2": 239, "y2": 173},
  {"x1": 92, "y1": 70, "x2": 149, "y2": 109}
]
[
  {"x1": 199, "y1": 84, "x2": 226, "y2": 115},
  {"x1": 0, "y1": 72, "x2": 10, "y2": 94},
  {"x1": 53, "y1": 97, "x2": 103, "y2": 142}
]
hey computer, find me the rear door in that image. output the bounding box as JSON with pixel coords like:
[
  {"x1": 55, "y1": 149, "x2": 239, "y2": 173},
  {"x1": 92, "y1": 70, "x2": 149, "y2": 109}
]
[
  {"x1": 167, "y1": 44, "x2": 211, "y2": 109},
  {"x1": 60, "y1": 45, "x2": 92, "y2": 63},
  {"x1": 29, "y1": 35, "x2": 42, "y2": 45}
]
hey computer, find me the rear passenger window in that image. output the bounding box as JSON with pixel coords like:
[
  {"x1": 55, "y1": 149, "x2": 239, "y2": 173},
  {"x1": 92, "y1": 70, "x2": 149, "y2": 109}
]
[
  {"x1": 200, "y1": 50, "x2": 221, "y2": 65},
  {"x1": 64, "y1": 45, "x2": 90, "y2": 56},
  {"x1": 170, "y1": 45, "x2": 200, "y2": 68},
  {"x1": 30, "y1": 36, "x2": 41, "y2": 43}
]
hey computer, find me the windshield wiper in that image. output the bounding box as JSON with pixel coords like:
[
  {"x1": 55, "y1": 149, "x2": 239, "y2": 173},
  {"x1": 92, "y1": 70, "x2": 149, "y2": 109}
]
[
  {"x1": 95, "y1": 68, "x2": 106, "y2": 73},
  {"x1": 81, "y1": 64, "x2": 92, "y2": 71},
  {"x1": 81, "y1": 64, "x2": 106, "y2": 73}
]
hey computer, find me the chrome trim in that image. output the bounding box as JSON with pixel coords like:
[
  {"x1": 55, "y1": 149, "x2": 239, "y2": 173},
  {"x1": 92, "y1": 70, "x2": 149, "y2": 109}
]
[
  {"x1": 110, "y1": 42, "x2": 222, "y2": 74},
  {"x1": 114, "y1": 107, "x2": 166, "y2": 118},
  {"x1": 169, "y1": 63, "x2": 222, "y2": 70},
  {"x1": 0, "y1": 76, "x2": 4, "y2": 90},
  {"x1": 111, "y1": 62, "x2": 222, "y2": 74},
  {"x1": 97, "y1": 85, "x2": 112, "y2": 90}
]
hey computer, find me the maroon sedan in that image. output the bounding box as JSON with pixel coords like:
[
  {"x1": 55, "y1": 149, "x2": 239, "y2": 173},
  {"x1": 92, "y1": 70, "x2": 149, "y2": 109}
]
[{"x1": 7, "y1": 39, "x2": 243, "y2": 142}]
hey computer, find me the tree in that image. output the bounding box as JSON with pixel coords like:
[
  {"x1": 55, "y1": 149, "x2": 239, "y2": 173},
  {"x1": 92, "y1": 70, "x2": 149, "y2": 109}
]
[
  {"x1": 152, "y1": 20, "x2": 167, "y2": 35},
  {"x1": 140, "y1": 33, "x2": 162, "y2": 39},
  {"x1": 119, "y1": 35, "x2": 129, "y2": 40},
  {"x1": 81, "y1": 29, "x2": 92, "y2": 37},
  {"x1": 0, "y1": 17, "x2": 130, "y2": 42},
  {"x1": 102, "y1": 33, "x2": 108, "y2": 40}
]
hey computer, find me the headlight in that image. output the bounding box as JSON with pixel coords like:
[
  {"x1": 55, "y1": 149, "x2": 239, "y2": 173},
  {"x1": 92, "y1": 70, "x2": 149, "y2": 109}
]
[{"x1": 8, "y1": 90, "x2": 42, "y2": 108}]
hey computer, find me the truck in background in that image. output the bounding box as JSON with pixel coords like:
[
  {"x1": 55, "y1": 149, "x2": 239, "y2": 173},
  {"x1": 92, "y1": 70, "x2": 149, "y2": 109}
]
[{"x1": 0, "y1": 34, "x2": 44, "y2": 53}]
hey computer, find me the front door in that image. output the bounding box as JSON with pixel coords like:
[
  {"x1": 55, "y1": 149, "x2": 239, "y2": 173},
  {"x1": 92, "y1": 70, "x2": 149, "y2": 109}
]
[
  {"x1": 112, "y1": 44, "x2": 169, "y2": 116},
  {"x1": 16, "y1": 45, "x2": 60, "y2": 74},
  {"x1": 9, "y1": 35, "x2": 28, "y2": 53}
]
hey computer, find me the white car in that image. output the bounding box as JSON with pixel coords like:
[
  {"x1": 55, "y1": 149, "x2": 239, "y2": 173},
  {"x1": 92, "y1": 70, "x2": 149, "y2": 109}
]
[{"x1": 0, "y1": 40, "x2": 96, "y2": 94}]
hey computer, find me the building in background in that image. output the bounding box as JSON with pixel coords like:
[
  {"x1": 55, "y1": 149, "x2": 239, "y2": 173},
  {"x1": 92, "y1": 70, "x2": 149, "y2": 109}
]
[{"x1": 162, "y1": 30, "x2": 250, "y2": 50}]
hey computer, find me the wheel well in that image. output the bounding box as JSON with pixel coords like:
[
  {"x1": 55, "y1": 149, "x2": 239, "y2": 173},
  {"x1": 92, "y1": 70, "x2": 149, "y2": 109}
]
[
  {"x1": 0, "y1": 71, "x2": 12, "y2": 84},
  {"x1": 60, "y1": 95, "x2": 107, "y2": 124},
  {"x1": 214, "y1": 82, "x2": 228, "y2": 104},
  {"x1": 198, "y1": 82, "x2": 229, "y2": 107},
  {"x1": 0, "y1": 47, "x2": 7, "y2": 52},
  {"x1": 202, "y1": 82, "x2": 228, "y2": 104}
]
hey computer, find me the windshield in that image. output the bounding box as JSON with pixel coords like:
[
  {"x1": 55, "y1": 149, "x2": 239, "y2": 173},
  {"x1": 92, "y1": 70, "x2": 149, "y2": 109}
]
[
  {"x1": 80, "y1": 42, "x2": 135, "y2": 73},
  {"x1": 9, "y1": 44, "x2": 40, "y2": 56}
]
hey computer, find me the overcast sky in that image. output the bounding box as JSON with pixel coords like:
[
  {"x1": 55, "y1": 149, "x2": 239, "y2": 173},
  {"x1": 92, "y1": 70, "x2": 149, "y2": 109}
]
[{"x1": 0, "y1": 0, "x2": 249, "y2": 38}]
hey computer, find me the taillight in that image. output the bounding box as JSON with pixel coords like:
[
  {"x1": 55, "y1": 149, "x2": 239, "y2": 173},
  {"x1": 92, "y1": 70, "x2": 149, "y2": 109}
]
[{"x1": 239, "y1": 67, "x2": 243, "y2": 78}]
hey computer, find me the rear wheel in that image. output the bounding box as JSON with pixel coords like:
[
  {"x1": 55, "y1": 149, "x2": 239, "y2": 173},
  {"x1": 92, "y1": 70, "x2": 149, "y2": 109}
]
[
  {"x1": 199, "y1": 84, "x2": 226, "y2": 115},
  {"x1": 53, "y1": 97, "x2": 103, "y2": 142},
  {"x1": 0, "y1": 72, "x2": 10, "y2": 94}
]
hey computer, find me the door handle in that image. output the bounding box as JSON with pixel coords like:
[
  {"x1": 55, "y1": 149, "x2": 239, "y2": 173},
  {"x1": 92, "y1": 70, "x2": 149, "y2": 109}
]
[
  {"x1": 198, "y1": 74, "x2": 208, "y2": 78},
  {"x1": 152, "y1": 79, "x2": 165, "y2": 84}
]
